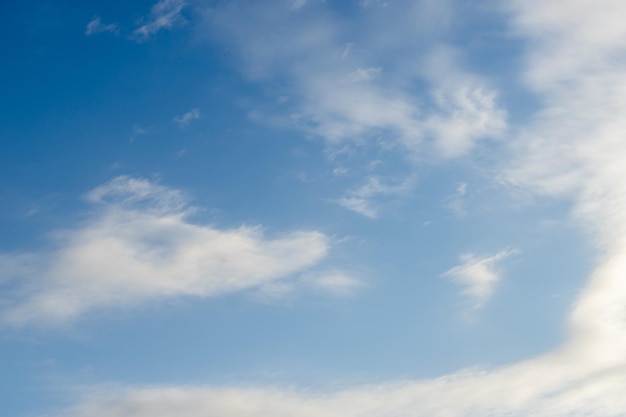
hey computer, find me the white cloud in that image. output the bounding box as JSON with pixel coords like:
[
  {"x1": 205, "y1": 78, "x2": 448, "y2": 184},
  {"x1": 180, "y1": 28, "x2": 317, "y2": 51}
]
[
  {"x1": 31, "y1": 2, "x2": 626, "y2": 416},
  {"x1": 337, "y1": 176, "x2": 412, "y2": 218},
  {"x1": 56, "y1": 349, "x2": 626, "y2": 417},
  {"x1": 502, "y1": 0, "x2": 626, "y2": 360},
  {"x1": 201, "y1": 0, "x2": 506, "y2": 158},
  {"x1": 0, "y1": 177, "x2": 331, "y2": 326},
  {"x1": 85, "y1": 17, "x2": 119, "y2": 36},
  {"x1": 174, "y1": 108, "x2": 201, "y2": 127},
  {"x1": 442, "y1": 249, "x2": 517, "y2": 309},
  {"x1": 133, "y1": 0, "x2": 187, "y2": 42}
]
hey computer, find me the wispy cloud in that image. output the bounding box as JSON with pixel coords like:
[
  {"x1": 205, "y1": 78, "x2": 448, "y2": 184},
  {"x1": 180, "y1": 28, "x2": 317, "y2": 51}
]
[
  {"x1": 444, "y1": 182, "x2": 469, "y2": 217},
  {"x1": 85, "y1": 17, "x2": 119, "y2": 36},
  {"x1": 443, "y1": 249, "x2": 518, "y2": 309},
  {"x1": 57, "y1": 352, "x2": 626, "y2": 417},
  {"x1": 0, "y1": 177, "x2": 331, "y2": 326},
  {"x1": 503, "y1": 0, "x2": 626, "y2": 361},
  {"x1": 202, "y1": 0, "x2": 506, "y2": 158},
  {"x1": 338, "y1": 176, "x2": 413, "y2": 218},
  {"x1": 129, "y1": 124, "x2": 149, "y2": 142},
  {"x1": 174, "y1": 108, "x2": 201, "y2": 127},
  {"x1": 133, "y1": 0, "x2": 187, "y2": 42},
  {"x1": 302, "y1": 270, "x2": 363, "y2": 296}
]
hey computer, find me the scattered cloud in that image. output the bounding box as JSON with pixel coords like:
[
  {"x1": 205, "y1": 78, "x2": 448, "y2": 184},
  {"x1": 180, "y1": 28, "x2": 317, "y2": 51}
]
[
  {"x1": 174, "y1": 108, "x2": 201, "y2": 127},
  {"x1": 0, "y1": 177, "x2": 331, "y2": 326},
  {"x1": 302, "y1": 270, "x2": 363, "y2": 296},
  {"x1": 337, "y1": 176, "x2": 413, "y2": 218},
  {"x1": 129, "y1": 124, "x2": 149, "y2": 142},
  {"x1": 444, "y1": 181, "x2": 469, "y2": 217},
  {"x1": 85, "y1": 17, "x2": 119, "y2": 36},
  {"x1": 442, "y1": 249, "x2": 518, "y2": 309},
  {"x1": 202, "y1": 0, "x2": 506, "y2": 158},
  {"x1": 133, "y1": 0, "x2": 187, "y2": 42},
  {"x1": 332, "y1": 166, "x2": 348, "y2": 177}
]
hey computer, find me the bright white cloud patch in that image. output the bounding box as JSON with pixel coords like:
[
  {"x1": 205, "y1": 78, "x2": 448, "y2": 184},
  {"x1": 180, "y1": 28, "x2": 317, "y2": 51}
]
[
  {"x1": 0, "y1": 177, "x2": 331, "y2": 326},
  {"x1": 443, "y1": 249, "x2": 517, "y2": 309},
  {"x1": 133, "y1": 0, "x2": 187, "y2": 42},
  {"x1": 173, "y1": 108, "x2": 201, "y2": 127},
  {"x1": 85, "y1": 17, "x2": 119, "y2": 36}
]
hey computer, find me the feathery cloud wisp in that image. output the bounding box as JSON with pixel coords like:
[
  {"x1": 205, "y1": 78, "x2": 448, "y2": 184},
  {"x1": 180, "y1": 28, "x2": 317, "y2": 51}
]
[
  {"x1": 338, "y1": 176, "x2": 413, "y2": 218},
  {"x1": 174, "y1": 108, "x2": 201, "y2": 127},
  {"x1": 133, "y1": 0, "x2": 187, "y2": 42}
]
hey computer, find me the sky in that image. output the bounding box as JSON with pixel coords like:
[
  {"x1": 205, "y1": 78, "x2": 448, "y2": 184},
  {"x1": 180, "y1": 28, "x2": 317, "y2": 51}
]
[{"x1": 1, "y1": 0, "x2": 626, "y2": 416}]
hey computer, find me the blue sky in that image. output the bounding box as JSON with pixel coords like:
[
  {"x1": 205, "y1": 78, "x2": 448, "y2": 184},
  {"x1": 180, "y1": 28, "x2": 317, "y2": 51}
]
[{"x1": 2, "y1": 0, "x2": 626, "y2": 416}]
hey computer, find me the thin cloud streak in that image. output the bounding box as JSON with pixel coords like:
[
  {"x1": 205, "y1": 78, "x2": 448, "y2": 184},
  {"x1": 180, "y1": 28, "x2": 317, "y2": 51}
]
[
  {"x1": 174, "y1": 108, "x2": 201, "y2": 127},
  {"x1": 133, "y1": 0, "x2": 187, "y2": 42}
]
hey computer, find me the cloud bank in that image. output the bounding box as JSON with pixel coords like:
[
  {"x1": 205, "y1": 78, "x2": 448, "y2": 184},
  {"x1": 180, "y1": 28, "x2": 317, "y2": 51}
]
[{"x1": 0, "y1": 177, "x2": 332, "y2": 326}]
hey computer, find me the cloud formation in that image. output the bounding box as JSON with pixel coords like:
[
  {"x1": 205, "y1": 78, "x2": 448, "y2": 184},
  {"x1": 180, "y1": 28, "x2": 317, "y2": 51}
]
[
  {"x1": 0, "y1": 177, "x2": 331, "y2": 326},
  {"x1": 503, "y1": 0, "x2": 626, "y2": 360},
  {"x1": 174, "y1": 108, "x2": 201, "y2": 127},
  {"x1": 337, "y1": 176, "x2": 413, "y2": 218},
  {"x1": 133, "y1": 0, "x2": 187, "y2": 42},
  {"x1": 442, "y1": 249, "x2": 517, "y2": 309},
  {"x1": 202, "y1": 0, "x2": 506, "y2": 158},
  {"x1": 48, "y1": 1, "x2": 626, "y2": 415},
  {"x1": 59, "y1": 347, "x2": 626, "y2": 417},
  {"x1": 85, "y1": 17, "x2": 119, "y2": 36}
]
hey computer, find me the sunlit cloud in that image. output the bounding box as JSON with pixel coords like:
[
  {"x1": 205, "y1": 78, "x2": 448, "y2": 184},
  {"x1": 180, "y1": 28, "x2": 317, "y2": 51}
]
[{"x1": 0, "y1": 177, "x2": 332, "y2": 326}]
